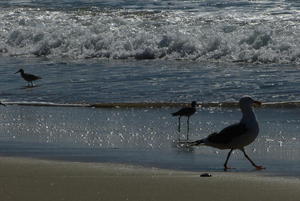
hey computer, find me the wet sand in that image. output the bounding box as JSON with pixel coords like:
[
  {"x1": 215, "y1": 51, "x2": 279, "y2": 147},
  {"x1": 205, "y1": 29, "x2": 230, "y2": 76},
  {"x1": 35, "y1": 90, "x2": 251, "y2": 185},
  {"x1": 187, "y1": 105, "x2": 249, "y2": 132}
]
[{"x1": 0, "y1": 156, "x2": 299, "y2": 201}]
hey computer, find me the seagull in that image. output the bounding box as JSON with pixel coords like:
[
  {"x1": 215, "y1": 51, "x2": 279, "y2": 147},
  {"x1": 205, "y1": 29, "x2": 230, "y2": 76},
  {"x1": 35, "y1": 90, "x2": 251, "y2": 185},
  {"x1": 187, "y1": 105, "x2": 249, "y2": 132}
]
[
  {"x1": 171, "y1": 101, "x2": 197, "y2": 140},
  {"x1": 15, "y1": 69, "x2": 41, "y2": 87},
  {"x1": 188, "y1": 96, "x2": 265, "y2": 171}
]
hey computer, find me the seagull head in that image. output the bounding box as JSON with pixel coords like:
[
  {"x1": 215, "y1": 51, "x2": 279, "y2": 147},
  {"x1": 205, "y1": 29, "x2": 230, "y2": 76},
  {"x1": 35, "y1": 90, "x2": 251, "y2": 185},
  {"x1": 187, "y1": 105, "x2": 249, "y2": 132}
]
[
  {"x1": 15, "y1": 69, "x2": 24, "y2": 74},
  {"x1": 239, "y1": 96, "x2": 261, "y2": 109}
]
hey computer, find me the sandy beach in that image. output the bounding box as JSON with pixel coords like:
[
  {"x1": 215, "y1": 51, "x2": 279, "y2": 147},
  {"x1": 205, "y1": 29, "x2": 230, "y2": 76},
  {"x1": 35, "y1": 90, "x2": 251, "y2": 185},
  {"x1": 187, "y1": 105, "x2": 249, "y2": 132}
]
[{"x1": 0, "y1": 156, "x2": 299, "y2": 201}]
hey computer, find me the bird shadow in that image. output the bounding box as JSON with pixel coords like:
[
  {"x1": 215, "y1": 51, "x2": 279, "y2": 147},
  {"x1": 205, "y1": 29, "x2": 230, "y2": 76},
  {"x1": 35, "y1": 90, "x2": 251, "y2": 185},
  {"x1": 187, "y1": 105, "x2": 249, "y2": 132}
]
[{"x1": 172, "y1": 140, "x2": 195, "y2": 152}]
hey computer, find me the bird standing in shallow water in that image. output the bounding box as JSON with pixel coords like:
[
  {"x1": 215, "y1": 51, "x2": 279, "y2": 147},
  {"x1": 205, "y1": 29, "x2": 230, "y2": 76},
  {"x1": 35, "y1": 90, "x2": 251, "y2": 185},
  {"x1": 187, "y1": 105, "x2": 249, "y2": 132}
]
[
  {"x1": 188, "y1": 96, "x2": 265, "y2": 171},
  {"x1": 15, "y1": 69, "x2": 41, "y2": 87},
  {"x1": 171, "y1": 101, "x2": 197, "y2": 140}
]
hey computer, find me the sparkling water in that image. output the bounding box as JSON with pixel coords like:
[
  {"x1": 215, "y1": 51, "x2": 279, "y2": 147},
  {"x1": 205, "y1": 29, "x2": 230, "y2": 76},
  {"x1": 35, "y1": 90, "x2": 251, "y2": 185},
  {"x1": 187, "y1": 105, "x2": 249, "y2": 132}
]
[{"x1": 0, "y1": 0, "x2": 300, "y2": 176}]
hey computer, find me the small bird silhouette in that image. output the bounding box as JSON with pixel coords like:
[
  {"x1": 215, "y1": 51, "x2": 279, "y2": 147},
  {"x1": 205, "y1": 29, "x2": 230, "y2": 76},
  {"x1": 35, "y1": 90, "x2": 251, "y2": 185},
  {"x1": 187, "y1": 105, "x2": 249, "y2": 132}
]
[
  {"x1": 15, "y1": 69, "x2": 41, "y2": 87},
  {"x1": 188, "y1": 96, "x2": 265, "y2": 171},
  {"x1": 171, "y1": 101, "x2": 197, "y2": 140}
]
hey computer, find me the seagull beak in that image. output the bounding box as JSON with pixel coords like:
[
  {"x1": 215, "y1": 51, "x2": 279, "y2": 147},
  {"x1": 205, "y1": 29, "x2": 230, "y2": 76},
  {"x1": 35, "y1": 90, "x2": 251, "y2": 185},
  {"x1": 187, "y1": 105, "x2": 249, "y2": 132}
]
[
  {"x1": 254, "y1": 100, "x2": 262, "y2": 106},
  {"x1": 15, "y1": 70, "x2": 20, "y2": 74}
]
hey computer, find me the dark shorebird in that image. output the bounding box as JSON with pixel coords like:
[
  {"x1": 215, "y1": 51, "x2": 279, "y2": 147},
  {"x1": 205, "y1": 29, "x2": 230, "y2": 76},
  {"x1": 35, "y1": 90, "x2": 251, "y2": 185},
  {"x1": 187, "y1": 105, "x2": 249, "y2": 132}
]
[
  {"x1": 188, "y1": 96, "x2": 265, "y2": 171},
  {"x1": 15, "y1": 69, "x2": 41, "y2": 87},
  {"x1": 171, "y1": 101, "x2": 197, "y2": 140},
  {"x1": 0, "y1": 102, "x2": 6, "y2": 106}
]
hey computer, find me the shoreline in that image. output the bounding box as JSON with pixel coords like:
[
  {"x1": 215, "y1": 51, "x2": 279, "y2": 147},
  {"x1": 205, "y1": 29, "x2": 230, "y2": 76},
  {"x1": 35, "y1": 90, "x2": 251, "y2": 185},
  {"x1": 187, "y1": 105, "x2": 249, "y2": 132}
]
[
  {"x1": 0, "y1": 156, "x2": 299, "y2": 201},
  {"x1": 1, "y1": 105, "x2": 300, "y2": 178}
]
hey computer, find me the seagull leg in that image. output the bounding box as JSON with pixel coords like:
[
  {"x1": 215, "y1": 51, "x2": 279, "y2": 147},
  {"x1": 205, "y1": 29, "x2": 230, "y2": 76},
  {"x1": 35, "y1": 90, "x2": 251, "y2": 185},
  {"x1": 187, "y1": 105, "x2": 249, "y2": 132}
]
[
  {"x1": 224, "y1": 149, "x2": 235, "y2": 171},
  {"x1": 241, "y1": 148, "x2": 265, "y2": 170},
  {"x1": 178, "y1": 117, "x2": 181, "y2": 133}
]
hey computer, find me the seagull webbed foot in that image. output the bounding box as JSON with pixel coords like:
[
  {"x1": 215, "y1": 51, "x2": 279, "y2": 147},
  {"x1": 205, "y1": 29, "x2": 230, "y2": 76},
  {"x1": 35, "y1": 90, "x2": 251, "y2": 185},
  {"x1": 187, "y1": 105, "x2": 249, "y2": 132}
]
[
  {"x1": 254, "y1": 165, "x2": 266, "y2": 170},
  {"x1": 224, "y1": 166, "x2": 236, "y2": 171}
]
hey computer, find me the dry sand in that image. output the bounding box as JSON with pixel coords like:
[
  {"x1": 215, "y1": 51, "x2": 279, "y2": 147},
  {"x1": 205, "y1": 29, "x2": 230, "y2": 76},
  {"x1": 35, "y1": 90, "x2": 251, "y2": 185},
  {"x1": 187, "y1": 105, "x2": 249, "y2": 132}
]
[{"x1": 0, "y1": 156, "x2": 299, "y2": 201}]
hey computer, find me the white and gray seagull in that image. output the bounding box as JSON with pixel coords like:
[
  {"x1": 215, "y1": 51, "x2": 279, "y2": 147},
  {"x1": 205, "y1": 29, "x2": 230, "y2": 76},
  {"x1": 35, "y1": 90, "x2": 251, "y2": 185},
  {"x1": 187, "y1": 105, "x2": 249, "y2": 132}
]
[{"x1": 188, "y1": 96, "x2": 265, "y2": 171}]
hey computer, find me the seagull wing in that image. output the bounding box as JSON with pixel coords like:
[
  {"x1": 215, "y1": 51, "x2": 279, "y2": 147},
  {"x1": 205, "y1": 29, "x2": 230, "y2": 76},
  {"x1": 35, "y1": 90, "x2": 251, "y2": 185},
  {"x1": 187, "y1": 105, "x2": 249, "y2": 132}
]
[{"x1": 207, "y1": 123, "x2": 247, "y2": 144}]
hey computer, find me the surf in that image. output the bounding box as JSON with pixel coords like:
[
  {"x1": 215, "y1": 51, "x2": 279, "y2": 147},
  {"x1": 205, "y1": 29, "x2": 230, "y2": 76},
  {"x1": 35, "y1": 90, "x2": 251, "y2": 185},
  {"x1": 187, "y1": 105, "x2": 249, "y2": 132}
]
[{"x1": 0, "y1": 6, "x2": 299, "y2": 64}]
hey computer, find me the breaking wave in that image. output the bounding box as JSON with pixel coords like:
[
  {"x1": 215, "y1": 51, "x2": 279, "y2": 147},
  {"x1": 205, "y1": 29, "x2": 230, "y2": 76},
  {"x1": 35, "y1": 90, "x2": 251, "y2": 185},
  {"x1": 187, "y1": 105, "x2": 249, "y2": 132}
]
[
  {"x1": 5, "y1": 101, "x2": 300, "y2": 108},
  {"x1": 0, "y1": 7, "x2": 299, "y2": 64}
]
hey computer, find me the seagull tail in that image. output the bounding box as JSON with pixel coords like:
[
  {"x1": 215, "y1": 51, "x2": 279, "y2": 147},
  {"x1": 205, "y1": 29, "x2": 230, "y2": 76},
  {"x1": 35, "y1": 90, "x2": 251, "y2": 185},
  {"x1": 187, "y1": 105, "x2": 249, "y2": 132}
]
[{"x1": 188, "y1": 139, "x2": 205, "y2": 146}]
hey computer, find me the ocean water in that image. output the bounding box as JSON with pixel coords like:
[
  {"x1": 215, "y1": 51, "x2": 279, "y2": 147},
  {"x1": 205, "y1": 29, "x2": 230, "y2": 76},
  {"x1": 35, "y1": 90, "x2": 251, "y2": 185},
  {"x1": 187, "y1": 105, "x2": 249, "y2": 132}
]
[
  {"x1": 0, "y1": 105, "x2": 300, "y2": 176},
  {"x1": 0, "y1": 0, "x2": 300, "y2": 176},
  {"x1": 0, "y1": 0, "x2": 299, "y2": 64}
]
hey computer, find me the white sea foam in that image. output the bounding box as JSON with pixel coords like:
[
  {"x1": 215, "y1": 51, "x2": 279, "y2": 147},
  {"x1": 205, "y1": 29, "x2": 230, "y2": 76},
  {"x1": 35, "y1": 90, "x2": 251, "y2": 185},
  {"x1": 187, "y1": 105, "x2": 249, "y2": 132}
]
[{"x1": 0, "y1": 7, "x2": 299, "y2": 63}]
